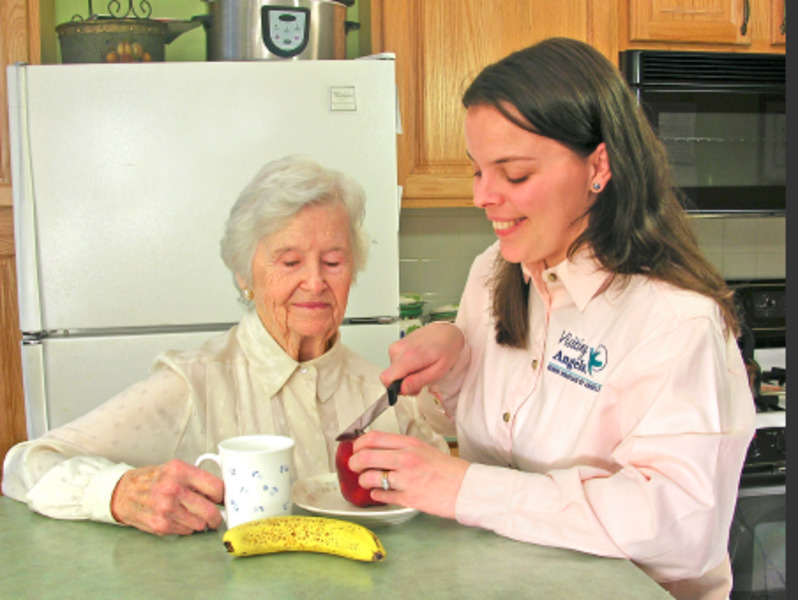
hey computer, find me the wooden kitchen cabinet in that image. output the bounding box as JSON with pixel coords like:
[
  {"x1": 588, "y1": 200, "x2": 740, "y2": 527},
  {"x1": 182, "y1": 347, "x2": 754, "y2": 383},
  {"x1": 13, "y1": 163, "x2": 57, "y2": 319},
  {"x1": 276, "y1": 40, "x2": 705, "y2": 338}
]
[
  {"x1": 628, "y1": 0, "x2": 752, "y2": 45},
  {"x1": 370, "y1": 0, "x2": 784, "y2": 209},
  {"x1": 1, "y1": 0, "x2": 41, "y2": 480},
  {"x1": 370, "y1": 0, "x2": 619, "y2": 209},
  {"x1": 625, "y1": 0, "x2": 786, "y2": 51}
]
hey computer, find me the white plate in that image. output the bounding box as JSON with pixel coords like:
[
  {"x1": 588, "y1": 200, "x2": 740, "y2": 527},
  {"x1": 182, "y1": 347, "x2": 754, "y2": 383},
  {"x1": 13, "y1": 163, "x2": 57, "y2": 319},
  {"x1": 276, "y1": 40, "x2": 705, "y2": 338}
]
[{"x1": 291, "y1": 473, "x2": 420, "y2": 527}]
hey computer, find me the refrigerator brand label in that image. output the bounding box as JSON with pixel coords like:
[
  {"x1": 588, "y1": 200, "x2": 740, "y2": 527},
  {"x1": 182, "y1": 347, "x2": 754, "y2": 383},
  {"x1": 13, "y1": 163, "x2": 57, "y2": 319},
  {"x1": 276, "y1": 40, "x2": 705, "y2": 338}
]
[{"x1": 330, "y1": 87, "x2": 357, "y2": 111}]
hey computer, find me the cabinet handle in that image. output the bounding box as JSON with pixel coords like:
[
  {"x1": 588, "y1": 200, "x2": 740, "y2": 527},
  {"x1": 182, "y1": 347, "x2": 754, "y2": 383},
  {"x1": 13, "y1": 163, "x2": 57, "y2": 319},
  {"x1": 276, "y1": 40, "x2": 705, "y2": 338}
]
[
  {"x1": 781, "y1": 2, "x2": 786, "y2": 36},
  {"x1": 740, "y1": 0, "x2": 750, "y2": 36}
]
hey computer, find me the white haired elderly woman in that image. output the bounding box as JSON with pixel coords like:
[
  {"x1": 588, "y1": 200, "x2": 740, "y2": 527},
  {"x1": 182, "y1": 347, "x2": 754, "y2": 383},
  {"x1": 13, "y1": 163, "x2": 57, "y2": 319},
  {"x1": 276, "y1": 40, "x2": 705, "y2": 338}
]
[{"x1": 2, "y1": 156, "x2": 448, "y2": 536}]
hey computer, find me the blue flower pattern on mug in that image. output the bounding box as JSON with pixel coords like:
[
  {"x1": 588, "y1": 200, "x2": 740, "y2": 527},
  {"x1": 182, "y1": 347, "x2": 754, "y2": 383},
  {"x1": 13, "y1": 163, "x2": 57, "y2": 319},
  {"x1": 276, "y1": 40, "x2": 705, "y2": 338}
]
[{"x1": 227, "y1": 462, "x2": 291, "y2": 516}]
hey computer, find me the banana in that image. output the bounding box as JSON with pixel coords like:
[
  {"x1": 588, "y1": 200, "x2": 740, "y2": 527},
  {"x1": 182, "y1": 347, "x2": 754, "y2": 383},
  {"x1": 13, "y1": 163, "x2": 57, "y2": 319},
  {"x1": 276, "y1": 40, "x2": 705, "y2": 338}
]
[{"x1": 222, "y1": 515, "x2": 386, "y2": 562}]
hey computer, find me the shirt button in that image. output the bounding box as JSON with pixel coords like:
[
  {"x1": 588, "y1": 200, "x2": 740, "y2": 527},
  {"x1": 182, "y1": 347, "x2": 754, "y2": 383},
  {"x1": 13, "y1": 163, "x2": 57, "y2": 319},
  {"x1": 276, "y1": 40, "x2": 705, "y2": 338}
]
[
  {"x1": 531, "y1": 359, "x2": 539, "y2": 370},
  {"x1": 300, "y1": 367, "x2": 308, "y2": 374},
  {"x1": 547, "y1": 273, "x2": 557, "y2": 282},
  {"x1": 502, "y1": 412, "x2": 511, "y2": 423}
]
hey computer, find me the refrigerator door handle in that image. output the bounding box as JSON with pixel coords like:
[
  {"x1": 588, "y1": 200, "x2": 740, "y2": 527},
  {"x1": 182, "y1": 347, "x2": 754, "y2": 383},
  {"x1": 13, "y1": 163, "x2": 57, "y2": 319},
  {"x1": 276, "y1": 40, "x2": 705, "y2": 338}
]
[{"x1": 345, "y1": 316, "x2": 396, "y2": 325}]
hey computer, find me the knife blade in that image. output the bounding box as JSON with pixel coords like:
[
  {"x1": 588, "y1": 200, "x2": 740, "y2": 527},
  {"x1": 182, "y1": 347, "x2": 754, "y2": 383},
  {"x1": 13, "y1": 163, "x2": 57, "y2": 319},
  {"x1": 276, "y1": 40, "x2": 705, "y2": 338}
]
[{"x1": 335, "y1": 378, "x2": 404, "y2": 441}]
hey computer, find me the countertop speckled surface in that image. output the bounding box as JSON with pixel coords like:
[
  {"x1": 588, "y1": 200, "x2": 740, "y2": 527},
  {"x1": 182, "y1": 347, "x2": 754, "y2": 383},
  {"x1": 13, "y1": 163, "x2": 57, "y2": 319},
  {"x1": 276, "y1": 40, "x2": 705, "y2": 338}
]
[{"x1": 0, "y1": 496, "x2": 671, "y2": 599}]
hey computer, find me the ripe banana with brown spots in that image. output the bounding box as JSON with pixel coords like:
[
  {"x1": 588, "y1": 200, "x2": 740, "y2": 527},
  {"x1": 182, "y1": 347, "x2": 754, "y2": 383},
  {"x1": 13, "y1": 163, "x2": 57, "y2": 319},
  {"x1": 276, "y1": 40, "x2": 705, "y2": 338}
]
[{"x1": 222, "y1": 515, "x2": 386, "y2": 562}]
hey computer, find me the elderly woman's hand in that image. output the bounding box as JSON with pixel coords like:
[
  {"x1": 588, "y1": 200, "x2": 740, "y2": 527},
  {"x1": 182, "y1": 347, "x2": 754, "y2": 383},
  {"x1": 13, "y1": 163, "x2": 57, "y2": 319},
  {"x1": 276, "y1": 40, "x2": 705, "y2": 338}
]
[
  {"x1": 110, "y1": 459, "x2": 224, "y2": 535},
  {"x1": 380, "y1": 322, "x2": 465, "y2": 395}
]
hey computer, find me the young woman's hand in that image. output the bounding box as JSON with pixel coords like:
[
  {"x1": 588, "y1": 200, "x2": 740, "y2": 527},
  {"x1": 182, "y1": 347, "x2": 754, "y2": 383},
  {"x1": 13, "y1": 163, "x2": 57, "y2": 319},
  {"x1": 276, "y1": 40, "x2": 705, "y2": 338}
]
[
  {"x1": 349, "y1": 431, "x2": 469, "y2": 519},
  {"x1": 380, "y1": 322, "x2": 465, "y2": 395}
]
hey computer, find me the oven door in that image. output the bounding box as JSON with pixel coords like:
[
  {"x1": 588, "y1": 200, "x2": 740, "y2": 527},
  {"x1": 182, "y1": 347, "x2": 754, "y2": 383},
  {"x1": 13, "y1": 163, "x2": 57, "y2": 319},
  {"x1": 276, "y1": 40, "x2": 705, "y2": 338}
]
[
  {"x1": 620, "y1": 50, "x2": 786, "y2": 215},
  {"x1": 729, "y1": 474, "x2": 786, "y2": 599},
  {"x1": 636, "y1": 88, "x2": 785, "y2": 214}
]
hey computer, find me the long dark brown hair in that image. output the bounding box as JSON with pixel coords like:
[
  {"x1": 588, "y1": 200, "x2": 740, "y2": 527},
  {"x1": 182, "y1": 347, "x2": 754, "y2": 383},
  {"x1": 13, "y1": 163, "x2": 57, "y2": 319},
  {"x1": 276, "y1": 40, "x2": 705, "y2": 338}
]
[{"x1": 462, "y1": 37, "x2": 739, "y2": 348}]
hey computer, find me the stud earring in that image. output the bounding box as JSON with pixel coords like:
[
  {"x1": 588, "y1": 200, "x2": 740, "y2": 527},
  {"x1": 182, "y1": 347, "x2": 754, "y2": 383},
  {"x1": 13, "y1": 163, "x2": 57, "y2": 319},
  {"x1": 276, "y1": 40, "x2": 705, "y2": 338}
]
[
  {"x1": 592, "y1": 182, "x2": 601, "y2": 192},
  {"x1": 241, "y1": 288, "x2": 254, "y2": 301}
]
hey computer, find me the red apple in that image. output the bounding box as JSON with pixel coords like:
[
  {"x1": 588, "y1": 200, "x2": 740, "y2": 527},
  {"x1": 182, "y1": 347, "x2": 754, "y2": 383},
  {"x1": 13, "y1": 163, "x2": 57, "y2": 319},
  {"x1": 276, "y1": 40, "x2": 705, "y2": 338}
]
[{"x1": 335, "y1": 437, "x2": 385, "y2": 508}]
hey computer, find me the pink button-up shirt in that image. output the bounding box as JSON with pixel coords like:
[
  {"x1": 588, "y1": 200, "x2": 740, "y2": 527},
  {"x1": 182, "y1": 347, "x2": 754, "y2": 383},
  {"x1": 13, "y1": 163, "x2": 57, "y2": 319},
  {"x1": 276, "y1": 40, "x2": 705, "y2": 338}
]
[{"x1": 433, "y1": 242, "x2": 755, "y2": 600}]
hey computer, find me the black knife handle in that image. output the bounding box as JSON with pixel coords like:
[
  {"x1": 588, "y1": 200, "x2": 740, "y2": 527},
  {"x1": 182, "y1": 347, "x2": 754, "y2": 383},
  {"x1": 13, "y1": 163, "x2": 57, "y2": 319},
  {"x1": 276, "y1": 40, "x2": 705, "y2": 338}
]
[{"x1": 386, "y1": 378, "x2": 404, "y2": 405}]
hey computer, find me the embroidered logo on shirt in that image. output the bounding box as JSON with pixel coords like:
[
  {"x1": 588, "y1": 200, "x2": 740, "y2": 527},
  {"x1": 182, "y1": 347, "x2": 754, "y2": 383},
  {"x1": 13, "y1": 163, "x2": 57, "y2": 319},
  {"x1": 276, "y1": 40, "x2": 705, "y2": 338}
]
[{"x1": 547, "y1": 330, "x2": 607, "y2": 392}]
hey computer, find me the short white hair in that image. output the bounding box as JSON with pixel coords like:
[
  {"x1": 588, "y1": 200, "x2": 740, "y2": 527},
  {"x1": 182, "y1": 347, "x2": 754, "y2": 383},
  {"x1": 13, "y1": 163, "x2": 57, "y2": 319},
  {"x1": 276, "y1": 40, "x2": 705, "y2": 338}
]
[{"x1": 220, "y1": 155, "x2": 369, "y2": 289}]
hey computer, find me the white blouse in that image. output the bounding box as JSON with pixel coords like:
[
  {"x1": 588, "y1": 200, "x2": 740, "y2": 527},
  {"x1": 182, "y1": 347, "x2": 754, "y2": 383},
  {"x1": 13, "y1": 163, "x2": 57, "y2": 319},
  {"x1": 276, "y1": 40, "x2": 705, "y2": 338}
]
[{"x1": 2, "y1": 310, "x2": 448, "y2": 523}]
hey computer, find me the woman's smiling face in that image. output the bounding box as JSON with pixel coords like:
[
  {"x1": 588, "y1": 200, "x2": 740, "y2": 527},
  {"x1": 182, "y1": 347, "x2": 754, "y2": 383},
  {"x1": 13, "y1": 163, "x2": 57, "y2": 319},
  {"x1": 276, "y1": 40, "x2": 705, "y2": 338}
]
[
  {"x1": 464, "y1": 103, "x2": 609, "y2": 269},
  {"x1": 245, "y1": 202, "x2": 353, "y2": 361}
]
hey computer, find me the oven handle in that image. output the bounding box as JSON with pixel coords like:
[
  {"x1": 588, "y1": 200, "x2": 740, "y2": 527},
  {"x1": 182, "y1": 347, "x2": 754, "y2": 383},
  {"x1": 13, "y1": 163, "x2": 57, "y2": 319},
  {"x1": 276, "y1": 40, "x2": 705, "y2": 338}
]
[{"x1": 738, "y1": 483, "x2": 785, "y2": 498}]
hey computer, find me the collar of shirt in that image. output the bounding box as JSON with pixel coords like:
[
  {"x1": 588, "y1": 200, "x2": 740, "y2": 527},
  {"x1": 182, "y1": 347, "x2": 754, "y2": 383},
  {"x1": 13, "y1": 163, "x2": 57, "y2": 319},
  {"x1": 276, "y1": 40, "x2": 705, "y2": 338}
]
[
  {"x1": 521, "y1": 247, "x2": 613, "y2": 313},
  {"x1": 237, "y1": 309, "x2": 344, "y2": 404}
]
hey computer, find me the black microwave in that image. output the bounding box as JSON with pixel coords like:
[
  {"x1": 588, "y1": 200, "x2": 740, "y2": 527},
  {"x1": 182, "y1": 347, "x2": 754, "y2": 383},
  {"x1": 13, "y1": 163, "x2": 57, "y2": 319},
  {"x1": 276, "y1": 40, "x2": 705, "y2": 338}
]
[{"x1": 619, "y1": 50, "x2": 785, "y2": 215}]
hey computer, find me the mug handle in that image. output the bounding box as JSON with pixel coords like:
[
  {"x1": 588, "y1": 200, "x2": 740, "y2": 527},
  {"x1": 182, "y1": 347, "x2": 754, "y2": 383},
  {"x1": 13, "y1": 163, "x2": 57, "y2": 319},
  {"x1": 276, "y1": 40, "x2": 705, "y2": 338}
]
[{"x1": 194, "y1": 453, "x2": 226, "y2": 522}]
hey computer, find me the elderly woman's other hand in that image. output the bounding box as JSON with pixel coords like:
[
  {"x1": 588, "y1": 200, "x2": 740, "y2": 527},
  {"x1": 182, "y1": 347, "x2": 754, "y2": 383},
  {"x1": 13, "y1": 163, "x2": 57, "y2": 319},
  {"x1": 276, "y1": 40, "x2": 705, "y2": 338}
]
[
  {"x1": 380, "y1": 322, "x2": 465, "y2": 395},
  {"x1": 110, "y1": 459, "x2": 224, "y2": 535}
]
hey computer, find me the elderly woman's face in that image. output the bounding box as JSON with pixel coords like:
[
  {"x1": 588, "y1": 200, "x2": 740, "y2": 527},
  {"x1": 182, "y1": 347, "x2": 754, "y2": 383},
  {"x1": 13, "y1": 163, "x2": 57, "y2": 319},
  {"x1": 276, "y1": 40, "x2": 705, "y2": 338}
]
[{"x1": 247, "y1": 202, "x2": 353, "y2": 361}]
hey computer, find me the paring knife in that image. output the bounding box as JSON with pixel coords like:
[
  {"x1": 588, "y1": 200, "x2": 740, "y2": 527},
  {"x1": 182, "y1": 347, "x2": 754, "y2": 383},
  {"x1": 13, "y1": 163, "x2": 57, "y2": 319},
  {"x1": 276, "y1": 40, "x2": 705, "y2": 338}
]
[{"x1": 335, "y1": 379, "x2": 404, "y2": 441}]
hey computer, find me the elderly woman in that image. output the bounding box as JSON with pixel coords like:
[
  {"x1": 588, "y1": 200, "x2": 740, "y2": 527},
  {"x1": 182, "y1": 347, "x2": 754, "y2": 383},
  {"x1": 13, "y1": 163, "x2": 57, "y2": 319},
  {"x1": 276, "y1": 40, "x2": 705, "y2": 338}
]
[{"x1": 2, "y1": 156, "x2": 448, "y2": 536}]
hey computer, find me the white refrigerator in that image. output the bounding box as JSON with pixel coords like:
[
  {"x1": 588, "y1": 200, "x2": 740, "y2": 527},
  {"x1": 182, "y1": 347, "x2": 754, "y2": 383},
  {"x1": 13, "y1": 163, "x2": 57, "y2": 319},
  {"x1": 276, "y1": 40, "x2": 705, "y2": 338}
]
[{"x1": 7, "y1": 58, "x2": 401, "y2": 440}]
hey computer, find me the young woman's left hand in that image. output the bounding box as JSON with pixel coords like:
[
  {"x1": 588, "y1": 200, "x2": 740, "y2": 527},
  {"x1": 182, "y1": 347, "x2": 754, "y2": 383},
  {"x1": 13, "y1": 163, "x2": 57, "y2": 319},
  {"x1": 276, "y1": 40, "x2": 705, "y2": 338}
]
[{"x1": 349, "y1": 430, "x2": 469, "y2": 519}]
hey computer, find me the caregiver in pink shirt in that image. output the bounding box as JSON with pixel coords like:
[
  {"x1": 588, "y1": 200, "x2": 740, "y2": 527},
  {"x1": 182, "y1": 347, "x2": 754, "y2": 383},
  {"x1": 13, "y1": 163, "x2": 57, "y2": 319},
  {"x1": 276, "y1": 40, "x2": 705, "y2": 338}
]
[{"x1": 349, "y1": 38, "x2": 755, "y2": 600}]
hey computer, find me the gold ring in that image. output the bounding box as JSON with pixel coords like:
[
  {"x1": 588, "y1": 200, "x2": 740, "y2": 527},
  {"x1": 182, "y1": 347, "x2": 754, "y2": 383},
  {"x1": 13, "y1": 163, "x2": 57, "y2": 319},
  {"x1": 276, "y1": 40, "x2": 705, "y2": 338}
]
[{"x1": 380, "y1": 470, "x2": 390, "y2": 491}]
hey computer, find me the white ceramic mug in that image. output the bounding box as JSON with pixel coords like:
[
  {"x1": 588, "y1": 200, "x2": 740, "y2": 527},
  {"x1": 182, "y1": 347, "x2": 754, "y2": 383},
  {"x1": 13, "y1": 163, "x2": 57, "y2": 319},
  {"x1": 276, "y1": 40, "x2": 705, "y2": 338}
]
[{"x1": 195, "y1": 434, "x2": 295, "y2": 529}]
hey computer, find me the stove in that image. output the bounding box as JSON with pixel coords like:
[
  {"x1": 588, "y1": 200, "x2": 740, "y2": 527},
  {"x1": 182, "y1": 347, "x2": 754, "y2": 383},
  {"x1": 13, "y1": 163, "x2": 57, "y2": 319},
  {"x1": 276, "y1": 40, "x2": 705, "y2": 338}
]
[
  {"x1": 728, "y1": 280, "x2": 786, "y2": 600},
  {"x1": 743, "y1": 345, "x2": 786, "y2": 479},
  {"x1": 734, "y1": 280, "x2": 787, "y2": 476}
]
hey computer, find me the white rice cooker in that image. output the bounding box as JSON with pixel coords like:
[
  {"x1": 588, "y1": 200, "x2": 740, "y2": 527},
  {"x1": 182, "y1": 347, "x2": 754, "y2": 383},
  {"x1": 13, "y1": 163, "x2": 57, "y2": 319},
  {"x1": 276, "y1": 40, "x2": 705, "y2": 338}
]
[{"x1": 200, "y1": 0, "x2": 356, "y2": 60}]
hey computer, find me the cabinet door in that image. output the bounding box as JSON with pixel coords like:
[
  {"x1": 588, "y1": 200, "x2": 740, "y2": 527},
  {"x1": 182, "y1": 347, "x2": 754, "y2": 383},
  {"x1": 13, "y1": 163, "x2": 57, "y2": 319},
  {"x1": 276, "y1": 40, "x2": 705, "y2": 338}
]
[
  {"x1": 1, "y1": 0, "x2": 41, "y2": 463},
  {"x1": 371, "y1": 0, "x2": 614, "y2": 208},
  {"x1": 629, "y1": 0, "x2": 751, "y2": 45}
]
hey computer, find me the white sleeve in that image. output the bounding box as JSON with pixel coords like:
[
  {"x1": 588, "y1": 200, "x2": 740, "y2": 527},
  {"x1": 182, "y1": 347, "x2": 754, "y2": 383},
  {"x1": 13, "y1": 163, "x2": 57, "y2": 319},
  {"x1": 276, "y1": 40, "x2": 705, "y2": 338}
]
[
  {"x1": 1, "y1": 367, "x2": 191, "y2": 523},
  {"x1": 393, "y1": 389, "x2": 454, "y2": 453},
  {"x1": 23, "y1": 454, "x2": 134, "y2": 524}
]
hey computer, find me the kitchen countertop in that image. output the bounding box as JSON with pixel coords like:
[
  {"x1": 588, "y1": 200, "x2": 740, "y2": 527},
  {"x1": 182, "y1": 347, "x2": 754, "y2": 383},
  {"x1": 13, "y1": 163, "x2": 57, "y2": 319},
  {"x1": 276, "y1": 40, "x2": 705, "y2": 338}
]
[{"x1": 0, "y1": 496, "x2": 671, "y2": 599}]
